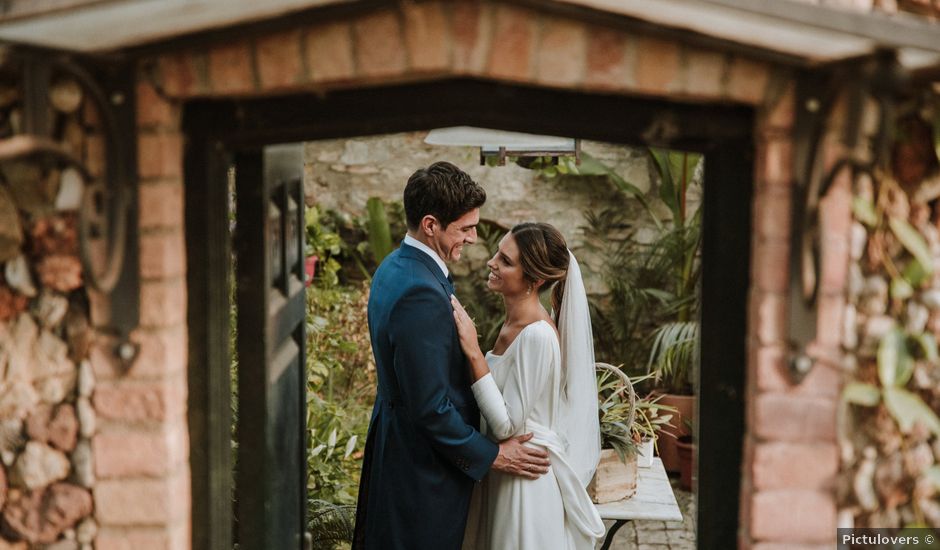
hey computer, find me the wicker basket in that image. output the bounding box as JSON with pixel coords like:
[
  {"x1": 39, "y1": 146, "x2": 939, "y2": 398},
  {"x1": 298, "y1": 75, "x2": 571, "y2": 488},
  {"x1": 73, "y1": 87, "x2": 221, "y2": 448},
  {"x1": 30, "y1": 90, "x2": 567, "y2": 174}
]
[{"x1": 588, "y1": 362, "x2": 638, "y2": 504}]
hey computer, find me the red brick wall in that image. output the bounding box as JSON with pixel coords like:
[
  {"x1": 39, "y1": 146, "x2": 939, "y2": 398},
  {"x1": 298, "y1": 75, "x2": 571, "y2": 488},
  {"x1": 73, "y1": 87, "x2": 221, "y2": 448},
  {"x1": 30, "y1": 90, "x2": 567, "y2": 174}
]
[
  {"x1": 91, "y1": 78, "x2": 189, "y2": 549},
  {"x1": 127, "y1": 1, "x2": 851, "y2": 548},
  {"x1": 741, "y1": 84, "x2": 867, "y2": 549}
]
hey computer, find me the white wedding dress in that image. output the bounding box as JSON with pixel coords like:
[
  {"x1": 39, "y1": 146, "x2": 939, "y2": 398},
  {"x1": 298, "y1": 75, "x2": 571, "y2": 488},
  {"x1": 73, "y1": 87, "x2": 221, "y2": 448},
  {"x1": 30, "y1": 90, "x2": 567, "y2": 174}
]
[{"x1": 462, "y1": 310, "x2": 605, "y2": 549}]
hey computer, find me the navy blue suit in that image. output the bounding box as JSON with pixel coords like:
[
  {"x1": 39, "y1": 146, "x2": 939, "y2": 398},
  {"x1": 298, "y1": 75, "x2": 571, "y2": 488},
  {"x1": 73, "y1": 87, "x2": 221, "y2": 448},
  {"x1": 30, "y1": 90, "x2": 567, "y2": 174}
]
[{"x1": 353, "y1": 243, "x2": 499, "y2": 550}]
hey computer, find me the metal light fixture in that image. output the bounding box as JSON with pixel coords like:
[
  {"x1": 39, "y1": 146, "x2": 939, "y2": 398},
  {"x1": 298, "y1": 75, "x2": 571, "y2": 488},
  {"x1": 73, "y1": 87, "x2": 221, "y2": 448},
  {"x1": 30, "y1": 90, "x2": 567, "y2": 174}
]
[
  {"x1": 424, "y1": 126, "x2": 580, "y2": 166},
  {"x1": 787, "y1": 49, "x2": 906, "y2": 384},
  {"x1": 2, "y1": 46, "x2": 139, "y2": 369}
]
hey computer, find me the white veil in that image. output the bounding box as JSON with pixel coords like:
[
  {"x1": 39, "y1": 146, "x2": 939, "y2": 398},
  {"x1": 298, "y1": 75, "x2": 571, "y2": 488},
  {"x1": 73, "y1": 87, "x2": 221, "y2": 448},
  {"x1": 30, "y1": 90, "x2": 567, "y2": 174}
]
[{"x1": 556, "y1": 251, "x2": 601, "y2": 488}]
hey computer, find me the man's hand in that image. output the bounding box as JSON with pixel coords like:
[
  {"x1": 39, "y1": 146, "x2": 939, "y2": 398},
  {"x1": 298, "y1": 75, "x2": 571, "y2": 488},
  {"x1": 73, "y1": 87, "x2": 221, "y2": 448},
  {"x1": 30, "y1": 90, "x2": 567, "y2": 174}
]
[{"x1": 491, "y1": 433, "x2": 550, "y2": 479}]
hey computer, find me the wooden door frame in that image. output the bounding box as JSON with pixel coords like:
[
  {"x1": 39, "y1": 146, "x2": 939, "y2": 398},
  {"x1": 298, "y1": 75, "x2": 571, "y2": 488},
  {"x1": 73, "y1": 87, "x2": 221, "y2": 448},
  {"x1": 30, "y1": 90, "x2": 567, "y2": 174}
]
[{"x1": 183, "y1": 78, "x2": 754, "y2": 550}]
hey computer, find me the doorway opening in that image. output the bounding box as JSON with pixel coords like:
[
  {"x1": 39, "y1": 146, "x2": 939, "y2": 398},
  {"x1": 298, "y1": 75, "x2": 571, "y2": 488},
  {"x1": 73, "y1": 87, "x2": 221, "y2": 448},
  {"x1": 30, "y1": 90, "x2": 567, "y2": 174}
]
[{"x1": 184, "y1": 79, "x2": 753, "y2": 550}]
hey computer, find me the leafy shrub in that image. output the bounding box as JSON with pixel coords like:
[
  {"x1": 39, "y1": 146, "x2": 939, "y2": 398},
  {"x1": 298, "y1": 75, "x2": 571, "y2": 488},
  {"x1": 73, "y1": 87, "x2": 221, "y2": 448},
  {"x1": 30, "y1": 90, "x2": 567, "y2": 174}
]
[
  {"x1": 308, "y1": 201, "x2": 407, "y2": 284},
  {"x1": 305, "y1": 281, "x2": 373, "y2": 506}
]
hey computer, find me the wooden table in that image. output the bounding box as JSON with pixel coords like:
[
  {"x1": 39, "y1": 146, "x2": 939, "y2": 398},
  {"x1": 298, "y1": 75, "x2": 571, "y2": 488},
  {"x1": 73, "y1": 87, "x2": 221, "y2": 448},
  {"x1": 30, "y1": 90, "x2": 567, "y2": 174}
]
[{"x1": 594, "y1": 458, "x2": 683, "y2": 550}]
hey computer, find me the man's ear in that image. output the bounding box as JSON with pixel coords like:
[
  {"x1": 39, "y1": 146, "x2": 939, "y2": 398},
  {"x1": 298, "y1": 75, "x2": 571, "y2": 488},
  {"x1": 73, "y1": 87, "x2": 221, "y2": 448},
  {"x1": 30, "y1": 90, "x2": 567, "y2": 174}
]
[{"x1": 420, "y1": 215, "x2": 437, "y2": 237}]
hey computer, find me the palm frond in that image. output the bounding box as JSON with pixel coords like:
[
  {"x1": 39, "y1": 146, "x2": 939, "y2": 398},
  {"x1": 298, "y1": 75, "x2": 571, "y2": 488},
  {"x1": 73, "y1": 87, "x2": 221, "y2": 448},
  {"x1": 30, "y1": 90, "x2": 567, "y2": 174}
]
[
  {"x1": 647, "y1": 321, "x2": 699, "y2": 393},
  {"x1": 307, "y1": 499, "x2": 357, "y2": 550}
]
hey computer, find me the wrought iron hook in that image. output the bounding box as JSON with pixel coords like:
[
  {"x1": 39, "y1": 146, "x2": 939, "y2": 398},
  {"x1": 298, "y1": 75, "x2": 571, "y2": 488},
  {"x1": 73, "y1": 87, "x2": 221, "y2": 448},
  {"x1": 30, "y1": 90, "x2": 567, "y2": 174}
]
[
  {"x1": 786, "y1": 50, "x2": 906, "y2": 384},
  {"x1": 3, "y1": 47, "x2": 139, "y2": 370}
]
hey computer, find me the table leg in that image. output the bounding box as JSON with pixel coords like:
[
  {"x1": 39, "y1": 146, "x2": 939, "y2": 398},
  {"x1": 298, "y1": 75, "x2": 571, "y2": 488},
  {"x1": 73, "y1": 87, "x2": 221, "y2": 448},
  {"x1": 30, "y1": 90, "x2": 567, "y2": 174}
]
[{"x1": 600, "y1": 519, "x2": 629, "y2": 550}]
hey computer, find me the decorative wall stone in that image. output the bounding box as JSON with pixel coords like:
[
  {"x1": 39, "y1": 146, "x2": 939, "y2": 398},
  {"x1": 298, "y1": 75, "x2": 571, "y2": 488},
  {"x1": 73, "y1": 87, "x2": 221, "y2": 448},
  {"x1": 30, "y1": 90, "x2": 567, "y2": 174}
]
[
  {"x1": 75, "y1": 517, "x2": 96, "y2": 544},
  {"x1": 34, "y1": 291, "x2": 69, "y2": 329},
  {"x1": 10, "y1": 442, "x2": 70, "y2": 491},
  {"x1": 25, "y1": 405, "x2": 78, "y2": 453},
  {"x1": 2, "y1": 483, "x2": 92, "y2": 544},
  {"x1": 0, "y1": 68, "x2": 97, "y2": 547},
  {"x1": 70, "y1": 441, "x2": 93, "y2": 489},
  {"x1": 839, "y1": 99, "x2": 940, "y2": 532}
]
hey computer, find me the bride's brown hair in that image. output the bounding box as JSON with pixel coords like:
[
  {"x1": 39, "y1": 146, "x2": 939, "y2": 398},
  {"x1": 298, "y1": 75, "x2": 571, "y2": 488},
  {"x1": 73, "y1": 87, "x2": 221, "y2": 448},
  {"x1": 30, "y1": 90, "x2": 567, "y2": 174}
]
[{"x1": 511, "y1": 222, "x2": 570, "y2": 318}]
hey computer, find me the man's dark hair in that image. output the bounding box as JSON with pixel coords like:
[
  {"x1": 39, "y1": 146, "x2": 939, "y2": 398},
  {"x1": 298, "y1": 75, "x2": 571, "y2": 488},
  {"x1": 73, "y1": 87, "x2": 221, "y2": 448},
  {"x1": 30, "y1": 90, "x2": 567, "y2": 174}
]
[{"x1": 403, "y1": 161, "x2": 486, "y2": 230}]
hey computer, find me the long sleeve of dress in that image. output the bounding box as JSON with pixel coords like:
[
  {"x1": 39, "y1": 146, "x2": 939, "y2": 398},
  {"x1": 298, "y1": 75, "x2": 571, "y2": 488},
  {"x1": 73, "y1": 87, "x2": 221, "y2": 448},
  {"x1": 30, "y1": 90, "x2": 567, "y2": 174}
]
[{"x1": 470, "y1": 322, "x2": 557, "y2": 441}]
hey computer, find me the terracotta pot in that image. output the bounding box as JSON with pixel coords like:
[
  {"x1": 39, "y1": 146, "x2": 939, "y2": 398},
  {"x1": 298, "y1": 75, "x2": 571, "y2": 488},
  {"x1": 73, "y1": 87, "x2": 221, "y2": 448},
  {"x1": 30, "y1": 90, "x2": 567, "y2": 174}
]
[
  {"x1": 675, "y1": 435, "x2": 695, "y2": 491},
  {"x1": 588, "y1": 448, "x2": 637, "y2": 504},
  {"x1": 654, "y1": 392, "x2": 694, "y2": 473},
  {"x1": 304, "y1": 256, "x2": 318, "y2": 287}
]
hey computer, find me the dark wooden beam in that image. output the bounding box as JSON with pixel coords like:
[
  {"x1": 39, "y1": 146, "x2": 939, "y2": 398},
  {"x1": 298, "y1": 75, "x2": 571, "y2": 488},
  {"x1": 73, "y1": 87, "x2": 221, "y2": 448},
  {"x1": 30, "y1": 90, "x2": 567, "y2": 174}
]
[
  {"x1": 184, "y1": 102, "x2": 235, "y2": 550},
  {"x1": 187, "y1": 78, "x2": 753, "y2": 152},
  {"x1": 698, "y1": 133, "x2": 752, "y2": 550}
]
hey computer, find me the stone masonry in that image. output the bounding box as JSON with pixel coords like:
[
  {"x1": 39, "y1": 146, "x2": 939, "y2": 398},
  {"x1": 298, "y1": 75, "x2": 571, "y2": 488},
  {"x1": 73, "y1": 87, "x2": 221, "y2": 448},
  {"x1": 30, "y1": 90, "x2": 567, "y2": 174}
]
[
  {"x1": 0, "y1": 76, "x2": 98, "y2": 546},
  {"x1": 303, "y1": 133, "x2": 663, "y2": 294}
]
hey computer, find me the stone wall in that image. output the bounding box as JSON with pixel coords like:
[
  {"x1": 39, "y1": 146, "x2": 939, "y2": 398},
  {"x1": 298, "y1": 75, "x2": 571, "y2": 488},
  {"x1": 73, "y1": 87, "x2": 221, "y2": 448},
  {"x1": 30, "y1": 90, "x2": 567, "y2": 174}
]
[
  {"x1": 0, "y1": 78, "x2": 97, "y2": 547},
  {"x1": 303, "y1": 132, "x2": 664, "y2": 293},
  {"x1": 840, "y1": 112, "x2": 940, "y2": 528}
]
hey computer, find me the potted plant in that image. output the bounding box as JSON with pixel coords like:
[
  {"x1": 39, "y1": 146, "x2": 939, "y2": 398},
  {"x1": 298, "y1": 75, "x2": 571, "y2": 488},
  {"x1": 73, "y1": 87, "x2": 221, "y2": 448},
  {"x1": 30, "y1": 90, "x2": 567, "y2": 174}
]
[
  {"x1": 643, "y1": 148, "x2": 703, "y2": 472},
  {"x1": 576, "y1": 147, "x2": 702, "y2": 474},
  {"x1": 589, "y1": 362, "x2": 639, "y2": 503},
  {"x1": 630, "y1": 385, "x2": 678, "y2": 468},
  {"x1": 647, "y1": 317, "x2": 699, "y2": 472},
  {"x1": 588, "y1": 363, "x2": 682, "y2": 502},
  {"x1": 674, "y1": 419, "x2": 695, "y2": 491}
]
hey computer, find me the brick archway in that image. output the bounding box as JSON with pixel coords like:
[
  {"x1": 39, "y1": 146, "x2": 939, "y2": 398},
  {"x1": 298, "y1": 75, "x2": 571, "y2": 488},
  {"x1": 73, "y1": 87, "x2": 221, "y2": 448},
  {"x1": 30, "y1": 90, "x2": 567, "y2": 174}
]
[{"x1": 106, "y1": 2, "x2": 850, "y2": 548}]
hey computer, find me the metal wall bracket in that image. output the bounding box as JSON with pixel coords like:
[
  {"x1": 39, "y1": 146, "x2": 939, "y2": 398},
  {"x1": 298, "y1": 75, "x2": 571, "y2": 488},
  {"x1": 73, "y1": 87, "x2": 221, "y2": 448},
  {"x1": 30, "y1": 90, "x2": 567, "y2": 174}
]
[
  {"x1": 787, "y1": 50, "x2": 905, "y2": 384},
  {"x1": 7, "y1": 46, "x2": 139, "y2": 368}
]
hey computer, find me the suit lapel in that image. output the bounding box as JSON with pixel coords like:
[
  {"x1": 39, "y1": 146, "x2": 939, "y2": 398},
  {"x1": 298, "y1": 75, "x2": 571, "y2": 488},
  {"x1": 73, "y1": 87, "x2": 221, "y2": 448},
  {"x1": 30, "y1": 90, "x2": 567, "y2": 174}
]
[{"x1": 399, "y1": 243, "x2": 454, "y2": 294}]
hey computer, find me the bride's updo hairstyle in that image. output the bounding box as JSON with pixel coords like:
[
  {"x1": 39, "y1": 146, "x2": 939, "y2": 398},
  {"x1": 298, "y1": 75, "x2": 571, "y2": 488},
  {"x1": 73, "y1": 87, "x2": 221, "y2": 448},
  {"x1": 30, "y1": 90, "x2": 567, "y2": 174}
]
[{"x1": 511, "y1": 222, "x2": 570, "y2": 317}]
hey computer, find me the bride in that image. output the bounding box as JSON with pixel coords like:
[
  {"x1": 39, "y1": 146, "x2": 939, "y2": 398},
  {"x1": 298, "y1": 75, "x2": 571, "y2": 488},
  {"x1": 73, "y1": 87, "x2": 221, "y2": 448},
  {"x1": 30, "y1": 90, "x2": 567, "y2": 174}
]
[{"x1": 451, "y1": 222, "x2": 605, "y2": 550}]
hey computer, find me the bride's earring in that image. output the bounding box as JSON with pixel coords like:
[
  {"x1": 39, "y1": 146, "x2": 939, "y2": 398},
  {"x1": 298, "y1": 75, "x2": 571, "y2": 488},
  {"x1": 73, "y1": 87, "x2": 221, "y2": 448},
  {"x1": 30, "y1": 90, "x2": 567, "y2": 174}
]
[{"x1": 526, "y1": 284, "x2": 532, "y2": 296}]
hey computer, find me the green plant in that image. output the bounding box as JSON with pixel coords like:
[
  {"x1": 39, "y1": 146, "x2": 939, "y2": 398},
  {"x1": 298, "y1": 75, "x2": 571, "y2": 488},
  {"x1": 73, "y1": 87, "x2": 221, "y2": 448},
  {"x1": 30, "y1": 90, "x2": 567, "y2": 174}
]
[
  {"x1": 852, "y1": 175, "x2": 935, "y2": 300},
  {"x1": 306, "y1": 393, "x2": 369, "y2": 506},
  {"x1": 643, "y1": 148, "x2": 703, "y2": 394},
  {"x1": 526, "y1": 152, "x2": 659, "y2": 223},
  {"x1": 843, "y1": 326, "x2": 940, "y2": 437},
  {"x1": 566, "y1": 147, "x2": 702, "y2": 388},
  {"x1": 305, "y1": 206, "x2": 344, "y2": 287},
  {"x1": 307, "y1": 500, "x2": 356, "y2": 550},
  {"x1": 305, "y1": 281, "x2": 373, "y2": 507},
  {"x1": 583, "y1": 208, "x2": 691, "y2": 374},
  {"x1": 631, "y1": 384, "x2": 678, "y2": 448},
  {"x1": 597, "y1": 366, "x2": 677, "y2": 461},
  {"x1": 312, "y1": 199, "x2": 406, "y2": 284},
  {"x1": 597, "y1": 364, "x2": 638, "y2": 462},
  {"x1": 647, "y1": 320, "x2": 699, "y2": 395},
  {"x1": 306, "y1": 282, "x2": 374, "y2": 401},
  {"x1": 365, "y1": 197, "x2": 393, "y2": 264}
]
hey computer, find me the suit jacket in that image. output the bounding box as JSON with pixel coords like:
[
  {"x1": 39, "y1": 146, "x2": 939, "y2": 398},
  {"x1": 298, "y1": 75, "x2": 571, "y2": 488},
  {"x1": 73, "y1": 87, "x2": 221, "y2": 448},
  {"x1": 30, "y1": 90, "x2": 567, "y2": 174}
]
[{"x1": 352, "y1": 243, "x2": 499, "y2": 550}]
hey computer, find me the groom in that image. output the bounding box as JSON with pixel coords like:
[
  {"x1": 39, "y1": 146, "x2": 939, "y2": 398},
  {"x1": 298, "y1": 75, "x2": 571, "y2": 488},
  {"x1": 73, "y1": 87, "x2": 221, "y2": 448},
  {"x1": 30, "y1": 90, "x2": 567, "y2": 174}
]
[{"x1": 352, "y1": 162, "x2": 550, "y2": 550}]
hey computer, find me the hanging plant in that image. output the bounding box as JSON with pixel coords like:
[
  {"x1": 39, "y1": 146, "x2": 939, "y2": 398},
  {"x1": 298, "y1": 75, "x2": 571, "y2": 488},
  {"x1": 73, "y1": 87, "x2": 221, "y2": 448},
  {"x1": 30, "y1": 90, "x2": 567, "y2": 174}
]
[{"x1": 844, "y1": 326, "x2": 940, "y2": 438}]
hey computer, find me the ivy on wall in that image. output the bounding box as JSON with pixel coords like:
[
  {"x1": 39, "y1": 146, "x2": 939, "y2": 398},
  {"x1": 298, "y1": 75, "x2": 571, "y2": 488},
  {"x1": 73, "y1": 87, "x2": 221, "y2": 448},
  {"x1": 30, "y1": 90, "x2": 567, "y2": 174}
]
[{"x1": 842, "y1": 106, "x2": 940, "y2": 528}]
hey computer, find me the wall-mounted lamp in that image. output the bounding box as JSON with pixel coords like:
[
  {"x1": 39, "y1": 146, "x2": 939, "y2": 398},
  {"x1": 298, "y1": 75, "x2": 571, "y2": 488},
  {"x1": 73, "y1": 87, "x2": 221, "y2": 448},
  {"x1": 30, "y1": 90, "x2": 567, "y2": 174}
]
[{"x1": 424, "y1": 126, "x2": 580, "y2": 166}]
